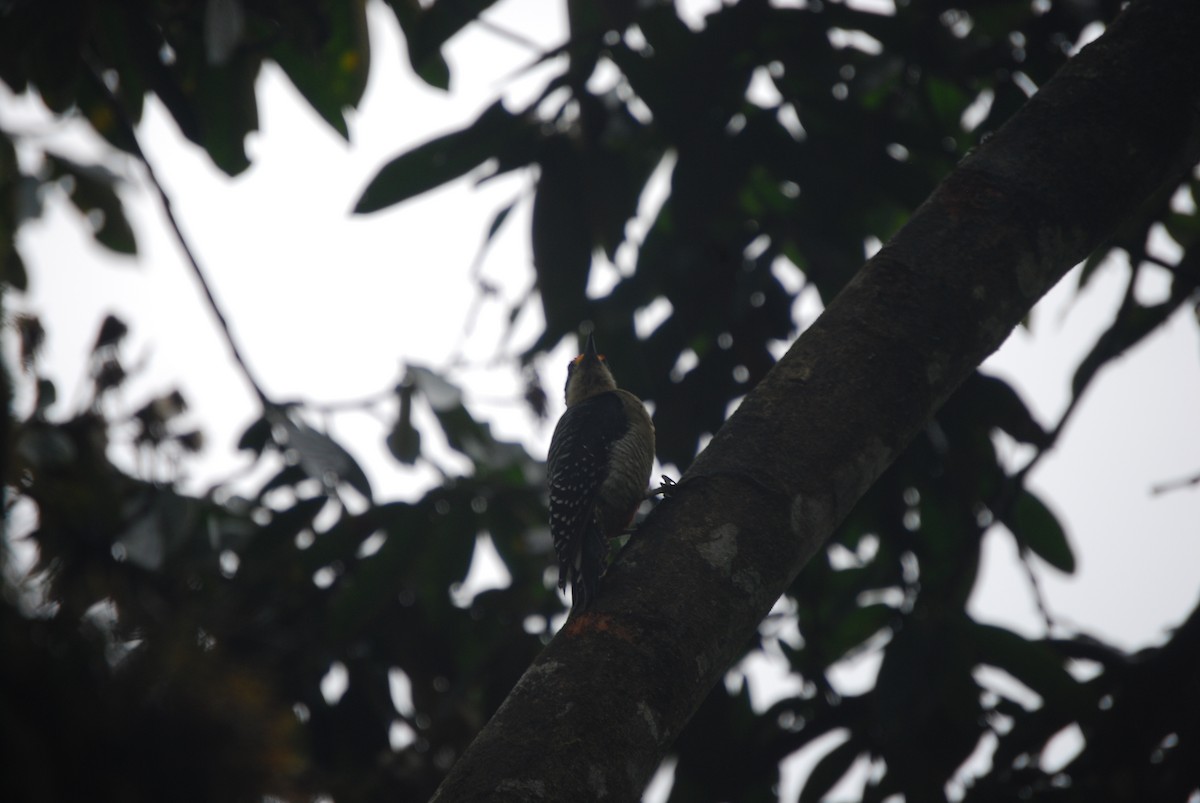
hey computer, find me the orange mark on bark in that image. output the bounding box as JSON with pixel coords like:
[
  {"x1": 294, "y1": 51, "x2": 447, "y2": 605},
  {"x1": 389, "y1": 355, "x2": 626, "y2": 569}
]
[{"x1": 564, "y1": 612, "x2": 637, "y2": 642}]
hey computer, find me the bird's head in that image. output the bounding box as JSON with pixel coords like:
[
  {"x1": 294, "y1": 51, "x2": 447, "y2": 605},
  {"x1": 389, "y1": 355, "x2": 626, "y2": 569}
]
[{"x1": 564, "y1": 333, "x2": 617, "y2": 406}]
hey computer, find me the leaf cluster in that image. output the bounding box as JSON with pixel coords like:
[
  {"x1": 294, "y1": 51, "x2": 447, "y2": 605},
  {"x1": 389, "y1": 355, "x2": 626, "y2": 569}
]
[{"x1": 3, "y1": 315, "x2": 559, "y2": 802}]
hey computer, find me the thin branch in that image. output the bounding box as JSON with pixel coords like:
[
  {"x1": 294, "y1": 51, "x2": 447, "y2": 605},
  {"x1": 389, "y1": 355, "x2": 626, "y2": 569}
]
[
  {"x1": 284, "y1": 385, "x2": 399, "y2": 415},
  {"x1": 1016, "y1": 543, "x2": 1057, "y2": 633},
  {"x1": 1005, "y1": 386, "x2": 1086, "y2": 634},
  {"x1": 996, "y1": 258, "x2": 1148, "y2": 633},
  {"x1": 83, "y1": 55, "x2": 271, "y2": 407},
  {"x1": 1151, "y1": 469, "x2": 1200, "y2": 495},
  {"x1": 476, "y1": 15, "x2": 545, "y2": 53}
]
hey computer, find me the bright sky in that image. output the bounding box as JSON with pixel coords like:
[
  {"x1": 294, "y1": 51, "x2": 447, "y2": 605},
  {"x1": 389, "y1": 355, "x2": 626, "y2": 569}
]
[{"x1": 4, "y1": 1, "x2": 1199, "y2": 800}]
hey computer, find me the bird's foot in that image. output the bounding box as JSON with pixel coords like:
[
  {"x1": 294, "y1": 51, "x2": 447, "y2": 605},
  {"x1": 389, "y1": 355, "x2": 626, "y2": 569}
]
[{"x1": 647, "y1": 474, "x2": 677, "y2": 499}]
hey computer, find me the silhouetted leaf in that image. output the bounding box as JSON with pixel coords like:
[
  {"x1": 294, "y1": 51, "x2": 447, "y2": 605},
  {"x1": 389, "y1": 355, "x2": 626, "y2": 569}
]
[
  {"x1": 1, "y1": 244, "x2": 27, "y2": 291},
  {"x1": 1072, "y1": 297, "x2": 1183, "y2": 399},
  {"x1": 971, "y1": 372, "x2": 1048, "y2": 447},
  {"x1": 276, "y1": 415, "x2": 373, "y2": 501},
  {"x1": 386, "y1": 0, "x2": 501, "y2": 90},
  {"x1": 259, "y1": 463, "x2": 311, "y2": 497},
  {"x1": 1163, "y1": 207, "x2": 1200, "y2": 250},
  {"x1": 183, "y1": 51, "x2": 261, "y2": 175},
  {"x1": 354, "y1": 100, "x2": 525, "y2": 213},
  {"x1": 875, "y1": 614, "x2": 986, "y2": 793},
  {"x1": 92, "y1": 314, "x2": 128, "y2": 352},
  {"x1": 1003, "y1": 489, "x2": 1075, "y2": 573},
  {"x1": 14, "y1": 314, "x2": 44, "y2": 370},
  {"x1": 241, "y1": 494, "x2": 329, "y2": 563},
  {"x1": 484, "y1": 197, "x2": 517, "y2": 245},
  {"x1": 799, "y1": 737, "x2": 862, "y2": 803},
  {"x1": 406, "y1": 365, "x2": 532, "y2": 471},
  {"x1": 34, "y1": 378, "x2": 56, "y2": 416},
  {"x1": 45, "y1": 154, "x2": 137, "y2": 254},
  {"x1": 531, "y1": 136, "x2": 592, "y2": 348},
  {"x1": 386, "y1": 384, "x2": 421, "y2": 465},
  {"x1": 270, "y1": 0, "x2": 370, "y2": 139},
  {"x1": 237, "y1": 415, "x2": 273, "y2": 456},
  {"x1": 824, "y1": 602, "x2": 894, "y2": 664},
  {"x1": 969, "y1": 623, "x2": 1089, "y2": 713}
]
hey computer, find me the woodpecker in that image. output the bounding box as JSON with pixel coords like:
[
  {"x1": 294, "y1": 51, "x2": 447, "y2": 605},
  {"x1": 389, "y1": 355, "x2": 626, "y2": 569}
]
[{"x1": 548, "y1": 333, "x2": 655, "y2": 611}]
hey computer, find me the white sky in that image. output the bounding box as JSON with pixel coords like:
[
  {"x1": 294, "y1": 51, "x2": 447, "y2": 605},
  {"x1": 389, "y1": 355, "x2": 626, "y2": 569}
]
[{"x1": 3, "y1": 0, "x2": 1199, "y2": 800}]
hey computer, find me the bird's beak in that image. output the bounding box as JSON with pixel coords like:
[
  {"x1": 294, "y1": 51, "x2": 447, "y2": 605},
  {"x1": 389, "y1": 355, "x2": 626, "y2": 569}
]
[{"x1": 584, "y1": 332, "x2": 598, "y2": 359}]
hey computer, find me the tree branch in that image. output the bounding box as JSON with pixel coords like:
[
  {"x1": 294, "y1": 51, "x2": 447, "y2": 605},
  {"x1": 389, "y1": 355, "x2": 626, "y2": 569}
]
[
  {"x1": 85, "y1": 56, "x2": 271, "y2": 407},
  {"x1": 430, "y1": 1, "x2": 1200, "y2": 799}
]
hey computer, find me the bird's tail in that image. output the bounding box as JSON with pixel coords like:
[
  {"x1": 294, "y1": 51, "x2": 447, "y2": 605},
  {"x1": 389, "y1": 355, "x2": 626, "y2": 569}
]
[{"x1": 562, "y1": 518, "x2": 605, "y2": 611}]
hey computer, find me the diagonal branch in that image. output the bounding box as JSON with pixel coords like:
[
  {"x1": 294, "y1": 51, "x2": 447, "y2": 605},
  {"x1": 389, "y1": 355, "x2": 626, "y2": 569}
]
[
  {"x1": 429, "y1": 1, "x2": 1200, "y2": 799},
  {"x1": 84, "y1": 56, "x2": 271, "y2": 407}
]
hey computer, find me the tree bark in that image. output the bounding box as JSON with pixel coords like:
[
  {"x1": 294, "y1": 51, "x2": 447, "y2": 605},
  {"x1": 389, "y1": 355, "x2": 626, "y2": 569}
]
[{"x1": 429, "y1": 1, "x2": 1200, "y2": 799}]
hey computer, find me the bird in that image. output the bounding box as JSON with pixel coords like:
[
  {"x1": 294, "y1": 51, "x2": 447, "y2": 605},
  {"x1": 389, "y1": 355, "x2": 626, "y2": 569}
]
[{"x1": 547, "y1": 333, "x2": 655, "y2": 611}]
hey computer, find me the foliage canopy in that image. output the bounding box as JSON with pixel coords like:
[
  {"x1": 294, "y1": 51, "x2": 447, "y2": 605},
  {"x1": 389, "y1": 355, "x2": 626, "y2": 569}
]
[{"x1": 2, "y1": 1, "x2": 1198, "y2": 801}]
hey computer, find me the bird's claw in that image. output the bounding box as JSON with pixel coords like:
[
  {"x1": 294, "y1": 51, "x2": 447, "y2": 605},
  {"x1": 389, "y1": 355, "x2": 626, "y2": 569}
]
[{"x1": 647, "y1": 474, "x2": 678, "y2": 499}]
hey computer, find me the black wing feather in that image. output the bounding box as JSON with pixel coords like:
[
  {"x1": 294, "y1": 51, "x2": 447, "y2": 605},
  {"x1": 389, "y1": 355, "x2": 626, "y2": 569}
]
[{"x1": 547, "y1": 392, "x2": 628, "y2": 609}]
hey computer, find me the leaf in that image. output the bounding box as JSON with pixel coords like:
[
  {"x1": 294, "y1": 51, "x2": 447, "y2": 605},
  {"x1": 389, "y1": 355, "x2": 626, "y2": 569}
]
[
  {"x1": 14, "y1": 314, "x2": 44, "y2": 370},
  {"x1": 386, "y1": 0, "x2": 501, "y2": 90},
  {"x1": 968, "y1": 623, "x2": 1089, "y2": 713},
  {"x1": 45, "y1": 153, "x2": 137, "y2": 254},
  {"x1": 823, "y1": 602, "x2": 893, "y2": 664},
  {"x1": 414, "y1": 49, "x2": 452, "y2": 91},
  {"x1": 117, "y1": 488, "x2": 198, "y2": 571},
  {"x1": 354, "y1": 100, "x2": 524, "y2": 214},
  {"x1": 531, "y1": 136, "x2": 592, "y2": 346},
  {"x1": 967, "y1": 372, "x2": 1048, "y2": 447},
  {"x1": 239, "y1": 494, "x2": 329, "y2": 565},
  {"x1": 1163, "y1": 208, "x2": 1200, "y2": 250},
  {"x1": 15, "y1": 423, "x2": 76, "y2": 470},
  {"x1": 274, "y1": 414, "x2": 373, "y2": 501},
  {"x1": 1, "y1": 245, "x2": 28, "y2": 291},
  {"x1": 1071, "y1": 296, "x2": 1182, "y2": 400},
  {"x1": 406, "y1": 365, "x2": 532, "y2": 471},
  {"x1": 874, "y1": 615, "x2": 986, "y2": 785},
  {"x1": 1003, "y1": 489, "x2": 1074, "y2": 573},
  {"x1": 35, "y1": 378, "x2": 57, "y2": 416},
  {"x1": 93, "y1": 314, "x2": 129, "y2": 352},
  {"x1": 386, "y1": 385, "x2": 421, "y2": 465},
  {"x1": 177, "y1": 49, "x2": 261, "y2": 176},
  {"x1": 925, "y1": 75, "x2": 970, "y2": 130},
  {"x1": 4, "y1": 8, "x2": 85, "y2": 114},
  {"x1": 270, "y1": 0, "x2": 370, "y2": 139},
  {"x1": 259, "y1": 463, "x2": 310, "y2": 497},
  {"x1": 1075, "y1": 247, "x2": 1109, "y2": 292},
  {"x1": 799, "y1": 737, "x2": 862, "y2": 803},
  {"x1": 301, "y1": 501, "x2": 407, "y2": 570},
  {"x1": 236, "y1": 415, "x2": 272, "y2": 456},
  {"x1": 484, "y1": 198, "x2": 518, "y2": 245},
  {"x1": 3, "y1": 135, "x2": 43, "y2": 232},
  {"x1": 325, "y1": 499, "x2": 474, "y2": 634}
]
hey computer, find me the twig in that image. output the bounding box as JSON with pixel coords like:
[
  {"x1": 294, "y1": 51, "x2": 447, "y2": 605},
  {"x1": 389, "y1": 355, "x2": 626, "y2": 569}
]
[
  {"x1": 1017, "y1": 541, "x2": 1056, "y2": 634},
  {"x1": 1151, "y1": 470, "x2": 1200, "y2": 495},
  {"x1": 984, "y1": 364, "x2": 1090, "y2": 636},
  {"x1": 476, "y1": 16, "x2": 545, "y2": 53},
  {"x1": 1009, "y1": 390, "x2": 1086, "y2": 634},
  {"x1": 284, "y1": 385, "x2": 398, "y2": 415}
]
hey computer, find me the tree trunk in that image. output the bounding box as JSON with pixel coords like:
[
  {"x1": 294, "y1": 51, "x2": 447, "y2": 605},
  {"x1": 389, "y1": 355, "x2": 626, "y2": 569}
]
[{"x1": 429, "y1": 1, "x2": 1200, "y2": 799}]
